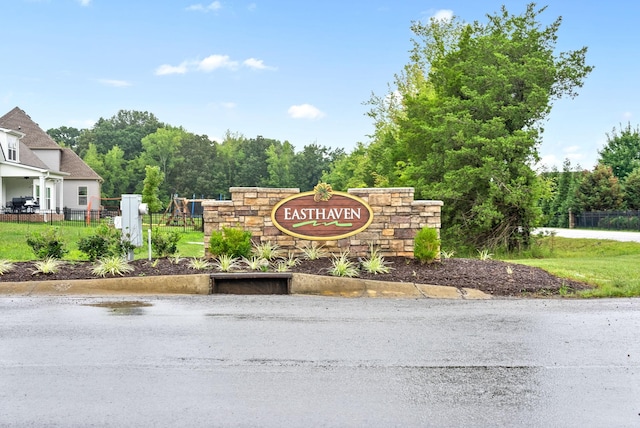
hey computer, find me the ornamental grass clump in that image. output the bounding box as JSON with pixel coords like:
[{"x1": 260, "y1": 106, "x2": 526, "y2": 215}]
[
  {"x1": 328, "y1": 251, "x2": 359, "y2": 277},
  {"x1": 213, "y1": 254, "x2": 241, "y2": 272},
  {"x1": 188, "y1": 258, "x2": 212, "y2": 270},
  {"x1": 32, "y1": 257, "x2": 64, "y2": 275},
  {"x1": 252, "y1": 240, "x2": 283, "y2": 261},
  {"x1": 360, "y1": 244, "x2": 392, "y2": 274},
  {"x1": 243, "y1": 256, "x2": 270, "y2": 271},
  {"x1": 91, "y1": 256, "x2": 134, "y2": 277},
  {"x1": 297, "y1": 242, "x2": 328, "y2": 260},
  {"x1": 0, "y1": 259, "x2": 14, "y2": 275}
]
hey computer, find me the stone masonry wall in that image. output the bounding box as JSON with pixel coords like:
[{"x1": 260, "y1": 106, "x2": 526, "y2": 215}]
[{"x1": 202, "y1": 187, "x2": 442, "y2": 258}]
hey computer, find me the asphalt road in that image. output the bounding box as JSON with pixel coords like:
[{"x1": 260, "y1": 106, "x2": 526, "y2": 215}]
[{"x1": 1, "y1": 295, "x2": 639, "y2": 427}]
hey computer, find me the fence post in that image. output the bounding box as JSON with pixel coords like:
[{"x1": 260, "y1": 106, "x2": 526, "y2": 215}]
[{"x1": 568, "y1": 209, "x2": 575, "y2": 229}]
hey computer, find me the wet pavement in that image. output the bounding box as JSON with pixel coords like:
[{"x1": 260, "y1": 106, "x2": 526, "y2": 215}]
[{"x1": 1, "y1": 295, "x2": 639, "y2": 427}]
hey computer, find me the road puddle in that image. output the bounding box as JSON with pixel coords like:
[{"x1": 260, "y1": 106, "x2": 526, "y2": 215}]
[{"x1": 85, "y1": 300, "x2": 152, "y2": 316}]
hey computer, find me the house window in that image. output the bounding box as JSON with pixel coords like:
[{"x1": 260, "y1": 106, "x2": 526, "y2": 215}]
[
  {"x1": 8, "y1": 139, "x2": 17, "y2": 161},
  {"x1": 78, "y1": 186, "x2": 88, "y2": 206},
  {"x1": 46, "y1": 187, "x2": 51, "y2": 210}
]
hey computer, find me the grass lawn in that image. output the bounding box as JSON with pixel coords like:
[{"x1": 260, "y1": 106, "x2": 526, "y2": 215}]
[
  {"x1": 0, "y1": 222, "x2": 204, "y2": 261},
  {"x1": 502, "y1": 236, "x2": 640, "y2": 297}
]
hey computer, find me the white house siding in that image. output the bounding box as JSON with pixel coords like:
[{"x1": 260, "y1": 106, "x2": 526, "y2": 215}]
[{"x1": 62, "y1": 180, "x2": 101, "y2": 210}]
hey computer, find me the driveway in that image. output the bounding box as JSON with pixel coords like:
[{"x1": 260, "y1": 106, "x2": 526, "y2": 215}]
[{"x1": 536, "y1": 227, "x2": 640, "y2": 242}]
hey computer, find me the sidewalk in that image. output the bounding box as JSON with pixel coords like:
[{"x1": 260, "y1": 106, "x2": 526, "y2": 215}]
[{"x1": 536, "y1": 227, "x2": 640, "y2": 243}]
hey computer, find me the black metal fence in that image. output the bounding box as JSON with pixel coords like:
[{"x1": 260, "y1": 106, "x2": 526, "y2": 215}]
[
  {"x1": 0, "y1": 208, "x2": 204, "y2": 232},
  {"x1": 573, "y1": 210, "x2": 640, "y2": 231}
]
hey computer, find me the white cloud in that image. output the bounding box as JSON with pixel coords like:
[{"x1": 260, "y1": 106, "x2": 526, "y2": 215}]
[
  {"x1": 623, "y1": 111, "x2": 633, "y2": 120},
  {"x1": 198, "y1": 54, "x2": 238, "y2": 72},
  {"x1": 77, "y1": 0, "x2": 91, "y2": 6},
  {"x1": 98, "y1": 79, "x2": 132, "y2": 88},
  {"x1": 186, "y1": 1, "x2": 222, "y2": 12},
  {"x1": 432, "y1": 9, "x2": 453, "y2": 22},
  {"x1": 156, "y1": 55, "x2": 274, "y2": 75},
  {"x1": 243, "y1": 58, "x2": 276, "y2": 71},
  {"x1": 288, "y1": 104, "x2": 325, "y2": 120},
  {"x1": 155, "y1": 63, "x2": 189, "y2": 76}
]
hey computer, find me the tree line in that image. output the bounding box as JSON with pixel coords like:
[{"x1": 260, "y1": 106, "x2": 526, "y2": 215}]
[
  {"x1": 47, "y1": 110, "x2": 343, "y2": 210},
  {"x1": 542, "y1": 123, "x2": 640, "y2": 227}
]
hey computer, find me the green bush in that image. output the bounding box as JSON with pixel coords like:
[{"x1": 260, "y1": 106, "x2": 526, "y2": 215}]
[
  {"x1": 25, "y1": 228, "x2": 68, "y2": 260},
  {"x1": 209, "y1": 226, "x2": 252, "y2": 258},
  {"x1": 151, "y1": 230, "x2": 181, "y2": 257},
  {"x1": 78, "y1": 224, "x2": 127, "y2": 261},
  {"x1": 414, "y1": 227, "x2": 440, "y2": 263}
]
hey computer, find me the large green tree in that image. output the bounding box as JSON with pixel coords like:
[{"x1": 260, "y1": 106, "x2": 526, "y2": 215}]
[
  {"x1": 46, "y1": 126, "x2": 83, "y2": 151},
  {"x1": 77, "y1": 110, "x2": 163, "y2": 159},
  {"x1": 598, "y1": 123, "x2": 640, "y2": 181},
  {"x1": 367, "y1": 3, "x2": 593, "y2": 250},
  {"x1": 574, "y1": 164, "x2": 623, "y2": 212}
]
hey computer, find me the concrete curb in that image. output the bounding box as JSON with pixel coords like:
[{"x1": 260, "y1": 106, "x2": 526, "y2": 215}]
[
  {"x1": 0, "y1": 274, "x2": 211, "y2": 296},
  {"x1": 291, "y1": 273, "x2": 491, "y2": 299},
  {"x1": 0, "y1": 273, "x2": 491, "y2": 299}
]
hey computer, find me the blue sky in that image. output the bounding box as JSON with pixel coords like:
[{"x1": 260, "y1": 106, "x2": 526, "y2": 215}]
[{"x1": 1, "y1": 1, "x2": 637, "y2": 171}]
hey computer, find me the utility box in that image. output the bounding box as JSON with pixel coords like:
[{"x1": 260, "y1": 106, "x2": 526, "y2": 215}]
[{"x1": 120, "y1": 194, "x2": 148, "y2": 250}]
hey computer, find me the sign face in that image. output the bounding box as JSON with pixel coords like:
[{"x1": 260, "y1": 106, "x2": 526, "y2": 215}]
[{"x1": 271, "y1": 190, "x2": 374, "y2": 240}]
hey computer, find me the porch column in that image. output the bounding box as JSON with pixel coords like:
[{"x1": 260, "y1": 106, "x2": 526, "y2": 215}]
[
  {"x1": 39, "y1": 176, "x2": 46, "y2": 209},
  {"x1": 58, "y1": 179, "x2": 64, "y2": 213}
]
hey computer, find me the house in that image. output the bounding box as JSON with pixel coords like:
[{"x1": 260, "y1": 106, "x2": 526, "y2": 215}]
[{"x1": 0, "y1": 107, "x2": 102, "y2": 218}]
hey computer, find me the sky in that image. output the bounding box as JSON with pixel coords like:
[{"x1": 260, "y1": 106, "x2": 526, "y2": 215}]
[{"x1": 1, "y1": 0, "x2": 638, "y2": 171}]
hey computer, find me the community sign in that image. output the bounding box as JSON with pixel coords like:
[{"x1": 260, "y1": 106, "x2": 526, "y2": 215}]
[{"x1": 271, "y1": 184, "x2": 374, "y2": 240}]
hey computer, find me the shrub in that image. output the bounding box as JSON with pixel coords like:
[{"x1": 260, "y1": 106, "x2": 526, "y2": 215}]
[
  {"x1": 78, "y1": 224, "x2": 127, "y2": 261},
  {"x1": 209, "y1": 226, "x2": 252, "y2": 258},
  {"x1": 26, "y1": 228, "x2": 68, "y2": 260},
  {"x1": 414, "y1": 227, "x2": 440, "y2": 263},
  {"x1": 151, "y1": 230, "x2": 181, "y2": 257}
]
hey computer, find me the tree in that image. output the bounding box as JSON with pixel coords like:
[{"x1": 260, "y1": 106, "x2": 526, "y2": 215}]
[
  {"x1": 77, "y1": 110, "x2": 163, "y2": 159},
  {"x1": 142, "y1": 165, "x2": 164, "y2": 213},
  {"x1": 598, "y1": 123, "x2": 640, "y2": 180},
  {"x1": 47, "y1": 126, "x2": 83, "y2": 152},
  {"x1": 172, "y1": 132, "x2": 218, "y2": 198},
  {"x1": 574, "y1": 164, "x2": 623, "y2": 212},
  {"x1": 622, "y1": 166, "x2": 640, "y2": 210},
  {"x1": 545, "y1": 158, "x2": 581, "y2": 226},
  {"x1": 366, "y1": 3, "x2": 593, "y2": 249},
  {"x1": 103, "y1": 146, "x2": 130, "y2": 197},
  {"x1": 322, "y1": 143, "x2": 376, "y2": 190},
  {"x1": 291, "y1": 143, "x2": 344, "y2": 191},
  {"x1": 266, "y1": 141, "x2": 295, "y2": 187}
]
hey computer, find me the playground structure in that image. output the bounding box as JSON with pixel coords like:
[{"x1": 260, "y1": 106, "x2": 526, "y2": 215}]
[{"x1": 160, "y1": 195, "x2": 204, "y2": 227}]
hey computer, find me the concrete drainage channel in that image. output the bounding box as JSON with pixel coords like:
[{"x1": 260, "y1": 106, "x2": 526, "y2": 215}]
[{"x1": 0, "y1": 273, "x2": 491, "y2": 299}]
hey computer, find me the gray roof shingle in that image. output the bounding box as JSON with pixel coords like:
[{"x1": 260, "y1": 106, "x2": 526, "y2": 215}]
[{"x1": 0, "y1": 107, "x2": 102, "y2": 181}]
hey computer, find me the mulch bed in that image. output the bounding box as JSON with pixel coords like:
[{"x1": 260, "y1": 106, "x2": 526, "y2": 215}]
[{"x1": 0, "y1": 257, "x2": 592, "y2": 297}]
